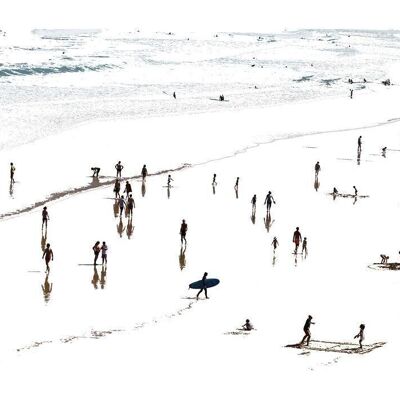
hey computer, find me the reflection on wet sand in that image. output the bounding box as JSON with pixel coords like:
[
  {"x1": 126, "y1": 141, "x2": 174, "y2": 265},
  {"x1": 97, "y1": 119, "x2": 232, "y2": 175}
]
[
  {"x1": 113, "y1": 200, "x2": 119, "y2": 218},
  {"x1": 314, "y1": 176, "x2": 320, "y2": 191},
  {"x1": 9, "y1": 181, "x2": 14, "y2": 198},
  {"x1": 212, "y1": 184, "x2": 216, "y2": 195},
  {"x1": 141, "y1": 182, "x2": 146, "y2": 197},
  {"x1": 92, "y1": 266, "x2": 99, "y2": 289},
  {"x1": 41, "y1": 273, "x2": 53, "y2": 303},
  {"x1": 357, "y1": 148, "x2": 361, "y2": 165},
  {"x1": 91, "y1": 176, "x2": 100, "y2": 188},
  {"x1": 179, "y1": 246, "x2": 186, "y2": 270},
  {"x1": 167, "y1": 187, "x2": 171, "y2": 199},
  {"x1": 117, "y1": 217, "x2": 126, "y2": 238},
  {"x1": 250, "y1": 213, "x2": 256, "y2": 224},
  {"x1": 234, "y1": 187, "x2": 239, "y2": 199},
  {"x1": 264, "y1": 212, "x2": 274, "y2": 232},
  {"x1": 41, "y1": 230, "x2": 47, "y2": 252},
  {"x1": 272, "y1": 251, "x2": 277, "y2": 267},
  {"x1": 127, "y1": 218, "x2": 134, "y2": 239},
  {"x1": 100, "y1": 266, "x2": 107, "y2": 289}
]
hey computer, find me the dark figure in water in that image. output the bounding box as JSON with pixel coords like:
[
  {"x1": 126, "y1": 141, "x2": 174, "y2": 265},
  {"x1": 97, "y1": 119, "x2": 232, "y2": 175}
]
[
  {"x1": 293, "y1": 227, "x2": 302, "y2": 254},
  {"x1": 141, "y1": 164, "x2": 148, "y2": 181},
  {"x1": 212, "y1": 173, "x2": 217, "y2": 186},
  {"x1": 91, "y1": 167, "x2": 100, "y2": 177},
  {"x1": 180, "y1": 219, "x2": 188, "y2": 245},
  {"x1": 358, "y1": 136, "x2": 362, "y2": 151},
  {"x1": 271, "y1": 237, "x2": 279, "y2": 250},
  {"x1": 219, "y1": 94, "x2": 225, "y2": 101},
  {"x1": 382, "y1": 147, "x2": 387, "y2": 157},
  {"x1": 348, "y1": 78, "x2": 353, "y2": 84},
  {"x1": 42, "y1": 243, "x2": 54, "y2": 273},
  {"x1": 115, "y1": 161, "x2": 123, "y2": 178},
  {"x1": 93, "y1": 241, "x2": 101, "y2": 265},
  {"x1": 42, "y1": 206, "x2": 49, "y2": 230},
  {"x1": 300, "y1": 315, "x2": 315, "y2": 346},
  {"x1": 234, "y1": 177, "x2": 239, "y2": 190},
  {"x1": 353, "y1": 186, "x2": 358, "y2": 196},
  {"x1": 41, "y1": 273, "x2": 53, "y2": 303},
  {"x1": 242, "y1": 319, "x2": 254, "y2": 331},
  {"x1": 10, "y1": 162, "x2": 15, "y2": 183},
  {"x1": 333, "y1": 187, "x2": 339, "y2": 195},
  {"x1": 350, "y1": 89, "x2": 353, "y2": 99},
  {"x1": 264, "y1": 191, "x2": 276, "y2": 211},
  {"x1": 314, "y1": 161, "x2": 321, "y2": 177},
  {"x1": 251, "y1": 194, "x2": 257, "y2": 215},
  {"x1": 196, "y1": 272, "x2": 209, "y2": 299},
  {"x1": 354, "y1": 324, "x2": 365, "y2": 349},
  {"x1": 114, "y1": 179, "x2": 121, "y2": 198},
  {"x1": 167, "y1": 174, "x2": 174, "y2": 188},
  {"x1": 173, "y1": 92, "x2": 176, "y2": 99}
]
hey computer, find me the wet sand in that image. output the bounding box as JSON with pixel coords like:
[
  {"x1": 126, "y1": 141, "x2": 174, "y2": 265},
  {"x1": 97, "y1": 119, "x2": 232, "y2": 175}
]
[{"x1": 1, "y1": 109, "x2": 400, "y2": 399}]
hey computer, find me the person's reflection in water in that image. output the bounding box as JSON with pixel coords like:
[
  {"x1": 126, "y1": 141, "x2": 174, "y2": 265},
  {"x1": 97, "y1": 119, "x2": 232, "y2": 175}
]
[
  {"x1": 179, "y1": 246, "x2": 186, "y2": 270},
  {"x1": 235, "y1": 186, "x2": 239, "y2": 199},
  {"x1": 272, "y1": 253, "x2": 277, "y2": 267},
  {"x1": 167, "y1": 186, "x2": 171, "y2": 199},
  {"x1": 117, "y1": 217, "x2": 126, "y2": 238},
  {"x1": 357, "y1": 148, "x2": 361, "y2": 165},
  {"x1": 141, "y1": 181, "x2": 146, "y2": 197},
  {"x1": 41, "y1": 230, "x2": 47, "y2": 252},
  {"x1": 314, "y1": 176, "x2": 320, "y2": 192},
  {"x1": 212, "y1": 185, "x2": 216, "y2": 195},
  {"x1": 100, "y1": 266, "x2": 107, "y2": 289},
  {"x1": 127, "y1": 218, "x2": 134, "y2": 239},
  {"x1": 250, "y1": 213, "x2": 256, "y2": 224},
  {"x1": 92, "y1": 266, "x2": 99, "y2": 289},
  {"x1": 9, "y1": 181, "x2": 14, "y2": 198},
  {"x1": 113, "y1": 200, "x2": 119, "y2": 218},
  {"x1": 264, "y1": 212, "x2": 274, "y2": 232},
  {"x1": 353, "y1": 195, "x2": 358, "y2": 205},
  {"x1": 41, "y1": 273, "x2": 53, "y2": 303},
  {"x1": 91, "y1": 176, "x2": 100, "y2": 188},
  {"x1": 294, "y1": 253, "x2": 298, "y2": 267}
]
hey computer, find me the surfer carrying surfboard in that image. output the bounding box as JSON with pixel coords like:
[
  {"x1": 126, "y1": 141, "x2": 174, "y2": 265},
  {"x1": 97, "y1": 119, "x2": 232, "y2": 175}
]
[
  {"x1": 300, "y1": 315, "x2": 314, "y2": 347},
  {"x1": 180, "y1": 219, "x2": 188, "y2": 245},
  {"x1": 196, "y1": 272, "x2": 209, "y2": 300}
]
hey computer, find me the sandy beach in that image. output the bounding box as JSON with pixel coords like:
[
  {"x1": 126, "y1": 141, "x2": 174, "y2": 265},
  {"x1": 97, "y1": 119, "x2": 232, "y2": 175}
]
[{"x1": 1, "y1": 87, "x2": 400, "y2": 398}]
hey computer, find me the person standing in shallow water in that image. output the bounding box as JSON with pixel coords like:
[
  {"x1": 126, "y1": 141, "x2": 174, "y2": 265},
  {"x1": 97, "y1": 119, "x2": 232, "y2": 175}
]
[
  {"x1": 127, "y1": 194, "x2": 135, "y2": 217},
  {"x1": 358, "y1": 136, "x2": 362, "y2": 151},
  {"x1": 115, "y1": 161, "x2": 123, "y2": 178},
  {"x1": 114, "y1": 179, "x2": 121, "y2": 198},
  {"x1": 101, "y1": 242, "x2": 108, "y2": 266},
  {"x1": 314, "y1": 161, "x2": 321, "y2": 177},
  {"x1": 42, "y1": 206, "x2": 49, "y2": 230},
  {"x1": 293, "y1": 227, "x2": 302, "y2": 254},
  {"x1": 92, "y1": 241, "x2": 101, "y2": 266},
  {"x1": 42, "y1": 243, "x2": 54, "y2": 273},
  {"x1": 10, "y1": 162, "x2": 15, "y2": 183},
  {"x1": 300, "y1": 315, "x2": 315, "y2": 346},
  {"x1": 141, "y1": 164, "x2": 148, "y2": 182},
  {"x1": 196, "y1": 272, "x2": 209, "y2": 300},
  {"x1": 180, "y1": 219, "x2": 188, "y2": 245},
  {"x1": 264, "y1": 191, "x2": 275, "y2": 212}
]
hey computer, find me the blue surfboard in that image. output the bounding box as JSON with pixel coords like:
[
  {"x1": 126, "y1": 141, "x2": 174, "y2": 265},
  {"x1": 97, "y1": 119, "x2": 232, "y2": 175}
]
[{"x1": 189, "y1": 278, "x2": 220, "y2": 290}]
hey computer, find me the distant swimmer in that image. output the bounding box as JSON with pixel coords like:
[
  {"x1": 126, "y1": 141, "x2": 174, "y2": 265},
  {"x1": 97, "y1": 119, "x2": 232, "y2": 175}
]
[
  {"x1": 124, "y1": 181, "x2": 132, "y2": 197},
  {"x1": 293, "y1": 227, "x2": 302, "y2": 254},
  {"x1": 333, "y1": 187, "x2": 339, "y2": 195},
  {"x1": 350, "y1": 89, "x2": 353, "y2": 99},
  {"x1": 167, "y1": 174, "x2": 174, "y2": 187},
  {"x1": 314, "y1": 161, "x2": 321, "y2": 177},
  {"x1": 242, "y1": 319, "x2": 254, "y2": 331},
  {"x1": 358, "y1": 136, "x2": 362, "y2": 151},
  {"x1": 353, "y1": 186, "x2": 358, "y2": 196},
  {"x1": 101, "y1": 241, "x2": 108, "y2": 265},
  {"x1": 354, "y1": 323, "x2": 365, "y2": 349},
  {"x1": 180, "y1": 219, "x2": 188, "y2": 245},
  {"x1": 271, "y1": 237, "x2": 279, "y2": 250},
  {"x1": 42, "y1": 243, "x2": 54, "y2": 273},
  {"x1": 300, "y1": 315, "x2": 315, "y2": 347},
  {"x1": 302, "y1": 237, "x2": 308, "y2": 256},
  {"x1": 251, "y1": 194, "x2": 257, "y2": 214},
  {"x1": 234, "y1": 177, "x2": 239, "y2": 190},
  {"x1": 264, "y1": 191, "x2": 276, "y2": 211},
  {"x1": 118, "y1": 196, "x2": 126, "y2": 217},
  {"x1": 380, "y1": 254, "x2": 389, "y2": 264},
  {"x1": 212, "y1": 173, "x2": 217, "y2": 186},
  {"x1": 42, "y1": 206, "x2": 49, "y2": 229},
  {"x1": 196, "y1": 272, "x2": 209, "y2": 300},
  {"x1": 115, "y1": 161, "x2": 124, "y2": 178},
  {"x1": 114, "y1": 179, "x2": 121, "y2": 198},
  {"x1": 92, "y1": 241, "x2": 101, "y2": 265},
  {"x1": 348, "y1": 78, "x2": 353, "y2": 84},
  {"x1": 10, "y1": 162, "x2": 15, "y2": 183},
  {"x1": 127, "y1": 194, "x2": 136, "y2": 217},
  {"x1": 91, "y1": 167, "x2": 100, "y2": 177},
  {"x1": 141, "y1": 164, "x2": 148, "y2": 182},
  {"x1": 173, "y1": 91, "x2": 176, "y2": 99}
]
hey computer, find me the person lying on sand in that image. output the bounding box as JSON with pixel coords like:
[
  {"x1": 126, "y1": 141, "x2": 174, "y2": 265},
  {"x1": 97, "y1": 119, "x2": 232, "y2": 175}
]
[
  {"x1": 354, "y1": 324, "x2": 365, "y2": 349},
  {"x1": 242, "y1": 319, "x2": 254, "y2": 331},
  {"x1": 380, "y1": 254, "x2": 389, "y2": 264}
]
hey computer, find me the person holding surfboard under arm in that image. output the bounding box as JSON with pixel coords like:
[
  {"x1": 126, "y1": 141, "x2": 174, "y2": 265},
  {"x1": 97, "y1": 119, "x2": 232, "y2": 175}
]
[{"x1": 196, "y1": 272, "x2": 209, "y2": 300}]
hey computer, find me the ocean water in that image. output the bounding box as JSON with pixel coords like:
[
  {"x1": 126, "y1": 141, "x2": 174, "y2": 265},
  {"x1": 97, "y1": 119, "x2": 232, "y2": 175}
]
[{"x1": 0, "y1": 29, "x2": 399, "y2": 149}]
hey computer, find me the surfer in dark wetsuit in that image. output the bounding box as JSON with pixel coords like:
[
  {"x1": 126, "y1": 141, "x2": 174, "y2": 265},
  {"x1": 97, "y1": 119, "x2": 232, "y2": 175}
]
[
  {"x1": 382, "y1": 147, "x2": 387, "y2": 157},
  {"x1": 141, "y1": 164, "x2": 148, "y2": 182},
  {"x1": 180, "y1": 219, "x2": 188, "y2": 245},
  {"x1": 293, "y1": 227, "x2": 302, "y2": 254},
  {"x1": 264, "y1": 191, "x2": 275, "y2": 212},
  {"x1": 115, "y1": 161, "x2": 123, "y2": 178},
  {"x1": 300, "y1": 315, "x2": 314, "y2": 346},
  {"x1": 354, "y1": 324, "x2": 365, "y2": 349},
  {"x1": 196, "y1": 272, "x2": 209, "y2": 299}
]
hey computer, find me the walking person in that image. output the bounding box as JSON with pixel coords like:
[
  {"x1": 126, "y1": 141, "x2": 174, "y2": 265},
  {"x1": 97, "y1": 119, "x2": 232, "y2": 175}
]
[
  {"x1": 293, "y1": 227, "x2": 302, "y2": 254},
  {"x1": 300, "y1": 315, "x2": 315, "y2": 347},
  {"x1": 118, "y1": 195, "x2": 126, "y2": 217},
  {"x1": 350, "y1": 89, "x2": 353, "y2": 99},
  {"x1": 196, "y1": 272, "x2": 209, "y2": 300},
  {"x1": 302, "y1": 237, "x2": 308, "y2": 256},
  {"x1": 92, "y1": 241, "x2": 101, "y2": 266},
  {"x1": 357, "y1": 136, "x2": 362, "y2": 152},
  {"x1": 353, "y1": 185, "x2": 358, "y2": 196},
  {"x1": 314, "y1": 161, "x2": 321, "y2": 177},
  {"x1": 115, "y1": 161, "x2": 124, "y2": 178},
  {"x1": 10, "y1": 162, "x2": 15, "y2": 183},
  {"x1": 180, "y1": 219, "x2": 188, "y2": 245},
  {"x1": 114, "y1": 179, "x2": 121, "y2": 198},
  {"x1": 101, "y1": 241, "x2": 108, "y2": 266},
  {"x1": 127, "y1": 194, "x2": 135, "y2": 217},
  {"x1": 141, "y1": 164, "x2": 148, "y2": 182},
  {"x1": 264, "y1": 191, "x2": 276, "y2": 212},
  {"x1": 42, "y1": 243, "x2": 54, "y2": 273},
  {"x1": 124, "y1": 181, "x2": 132, "y2": 197},
  {"x1": 234, "y1": 177, "x2": 239, "y2": 190},
  {"x1": 354, "y1": 324, "x2": 365, "y2": 349},
  {"x1": 42, "y1": 206, "x2": 49, "y2": 230},
  {"x1": 271, "y1": 237, "x2": 279, "y2": 250},
  {"x1": 212, "y1": 173, "x2": 217, "y2": 186},
  {"x1": 167, "y1": 174, "x2": 174, "y2": 188}
]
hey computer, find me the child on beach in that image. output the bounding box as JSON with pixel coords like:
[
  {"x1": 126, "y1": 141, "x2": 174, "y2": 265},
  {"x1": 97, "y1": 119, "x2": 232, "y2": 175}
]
[
  {"x1": 271, "y1": 237, "x2": 279, "y2": 250},
  {"x1": 101, "y1": 242, "x2": 108, "y2": 265},
  {"x1": 354, "y1": 324, "x2": 365, "y2": 349},
  {"x1": 242, "y1": 319, "x2": 254, "y2": 331},
  {"x1": 302, "y1": 237, "x2": 308, "y2": 255},
  {"x1": 42, "y1": 243, "x2": 54, "y2": 273},
  {"x1": 42, "y1": 206, "x2": 49, "y2": 229},
  {"x1": 92, "y1": 241, "x2": 101, "y2": 265}
]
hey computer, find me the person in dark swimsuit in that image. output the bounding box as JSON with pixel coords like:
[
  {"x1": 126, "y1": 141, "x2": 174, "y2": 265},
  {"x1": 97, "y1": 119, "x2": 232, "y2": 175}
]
[{"x1": 42, "y1": 206, "x2": 49, "y2": 229}]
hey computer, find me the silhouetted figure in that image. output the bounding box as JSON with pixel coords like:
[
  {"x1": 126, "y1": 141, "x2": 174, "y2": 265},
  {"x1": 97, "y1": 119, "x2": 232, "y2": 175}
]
[
  {"x1": 380, "y1": 254, "x2": 389, "y2": 264},
  {"x1": 242, "y1": 319, "x2": 254, "y2": 331},
  {"x1": 93, "y1": 241, "x2": 101, "y2": 265},
  {"x1": 9, "y1": 181, "x2": 14, "y2": 197},
  {"x1": 212, "y1": 173, "x2": 217, "y2": 186},
  {"x1": 118, "y1": 196, "x2": 126, "y2": 217},
  {"x1": 10, "y1": 162, "x2": 15, "y2": 183},
  {"x1": 348, "y1": 78, "x2": 353, "y2": 84},
  {"x1": 350, "y1": 89, "x2": 353, "y2": 99},
  {"x1": 41, "y1": 230, "x2": 47, "y2": 252},
  {"x1": 100, "y1": 266, "x2": 107, "y2": 289},
  {"x1": 173, "y1": 92, "x2": 176, "y2": 99},
  {"x1": 302, "y1": 237, "x2": 308, "y2": 256},
  {"x1": 127, "y1": 194, "x2": 135, "y2": 217},
  {"x1": 219, "y1": 94, "x2": 224, "y2": 101},
  {"x1": 358, "y1": 136, "x2": 362, "y2": 151},
  {"x1": 92, "y1": 266, "x2": 99, "y2": 289},
  {"x1": 314, "y1": 176, "x2": 320, "y2": 192},
  {"x1": 141, "y1": 181, "x2": 146, "y2": 197},
  {"x1": 293, "y1": 227, "x2": 302, "y2": 254},
  {"x1": 264, "y1": 191, "x2": 276, "y2": 211},
  {"x1": 264, "y1": 212, "x2": 273, "y2": 232},
  {"x1": 41, "y1": 274, "x2": 53, "y2": 303},
  {"x1": 167, "y1": 174, "x2": 174, "y2": 188},
  {"x1": 141, "y1": 164, "x2": 148, "y2": 181},
  {"x1": 271, "y1": 237, "x2": 279, "y2": 250},
  {"x1": 179, "y1": 247, "x2": 186, "y2": 270},
  {"x1": 91, "y1": 167, "x2": 100, "y2": 177},
  {"x1": 42, "y1": 243, "x2": 54, "y2": 273},
  {"x1": 180, "y1": 219, "x2": 188, "y2": 245},
  {"x1": 353, "y1": 185, "x2": 358, "y2": 196},
  {"x1": 300, "y1": 315, "x2": 315, "y2": 346},
  {"x1": 333, "y1": 187, "x2": 339, "y2": 196},
  {"x1": 115, "y1": 161, "x2": 124, "y2": 178},
  {"x1": 251, "y1": 194, "x2": 257, "y2": 215},
  {"x1": 114, "y1": 179, "x2": 121, "y2": 198},
  {"x1": 101, "y1": 242, "x2": 108, "y2": 265},
  {"x1": 382, "y1": 147, "x2": 387, "y2": 157},
  {"x1": 196, "y1": 272, "x2": 209, "y2": 299},
  {"x1": 127, "y1": 218, "x2": 134, "y2": 239},
  {"x1": 42, "y1": 206, "x2": 49, "y2": 230},
  {"x1": 314, "y1": 161, "x2": 321, "y2": 177},
  {"x1": 117, "y1": 217, "x2": 125, "y2": 237},
  {"x1": 234, "y1": 177, "x2": 239, "y2": 191},
  {"x1": 124, "y1": 181, "x2": 132, "y2": 197},
  {"x1": 354, "y1": 324, "x2": 365, "y2": 349}
]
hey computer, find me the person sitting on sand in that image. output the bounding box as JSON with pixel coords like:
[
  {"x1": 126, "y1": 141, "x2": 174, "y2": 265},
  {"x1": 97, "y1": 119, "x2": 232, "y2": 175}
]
[
  {"x1": 272, "y1": 237, "x2": 279, "y2": 250},
  {"x1": 141, "y1": 164, "x2": 148, "y2": 181},
  {"x1": 380, "y1": 254, "x2": 389, "y2": 264},
  {"x1": 300, "y1": 315, "x2": 315, "y2": 347},
  {"x1": 354, "y1": 324, "x2": 365, "y2": 349},
  {"x1": 42, "y1": 243, "x2": 54, "y2": 273},
  {"x1": 293, "y1": 227, "x2": 302, "y2": 254},
  {"x1": 353, "y1": 186, "x2": 358, "y2": 196},
  {"x1": 115, "y1": 161, "x2": 123, "y2": 178},
  {"x1": 196, "y1": 272, "x2": 209, "y2": 300},
  {"x1": 242, "y1": 319, "x2": 254, "y2": 331}
]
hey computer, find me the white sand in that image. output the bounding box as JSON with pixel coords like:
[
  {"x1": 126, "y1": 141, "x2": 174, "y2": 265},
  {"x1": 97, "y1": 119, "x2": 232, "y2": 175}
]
[{"x1": 1, "y1": 88, "x2": 400, "y2": 399}]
